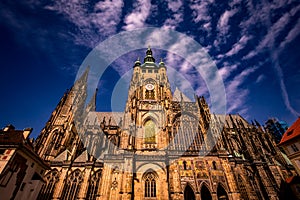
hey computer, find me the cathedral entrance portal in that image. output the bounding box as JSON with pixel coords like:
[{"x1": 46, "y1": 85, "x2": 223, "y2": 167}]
[
  {"x1": 217, "y1": 184, "x2": 228, "y2": 200},
  {"x1": 184, "y1": 184, "x2": 195, "y2": 200},
  {"x1": 201, "y1": 184, "x2": 212, "y2": 200}
]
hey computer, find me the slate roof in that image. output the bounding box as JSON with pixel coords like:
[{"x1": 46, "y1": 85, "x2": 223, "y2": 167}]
[
  {"x1": 84, "y1": 112, "x2": 124, "y2": 126},
  {"x1": 94, "y1": 112, "x2": 124, "y2": 126},
  {"x1": 172, "y1": 87, "x2": 192, "y2": 102},
  {"x1": 279, "y1": 117, "x2": 300, "y2": 145},
  {"x1": 213, "y1": 114, "x2": 251, "y2": 129}
]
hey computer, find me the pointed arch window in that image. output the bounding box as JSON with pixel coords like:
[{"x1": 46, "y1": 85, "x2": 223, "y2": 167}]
[
  {"x1": 144, "y1": 120, "x2": 156, "y2": 144},
  {"x1": 46, "y1": 131, "x2": 57, "y2": 154},
  {"x1": 144, "y1": 172, "x2": 157, "y2": 198},
  {"x1": 46, "y1": 130, "x2": 64, "y2": 155},
  {"x1": 212, "y1": 161, "x2": 217, "y2": 170},
  {"x1": 238, "y1": 175, "x2": 249, "y2": 200},
  {"x1": 145, "y1": 90, "x2": 155, "y2": 99},
  {"x1": 86, "y1": 170, "x2": 102, "y2": 200},
  {"x1": 55, "y1": 131, "x2": 63, "y2": 149},
  {"x1": 184, "y1": 184, "x2": 195, "y2": 200},
  {"x1": 217, "y1": 184, "x2": 228, "y2": 200},
  {"x1": 201, "y1": 184, "x2": 212, "y2": 200},
  {"x1": 37, "y1": 170, "x2": 59, "y2": 200},
  {"x1": 61, "y1": 169, "x2": 83, "y2": 200}
]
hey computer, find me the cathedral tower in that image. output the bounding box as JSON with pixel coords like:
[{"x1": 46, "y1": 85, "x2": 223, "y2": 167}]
[{"x1": 123, "y1": 46, "x2": 172, "y2": 150}]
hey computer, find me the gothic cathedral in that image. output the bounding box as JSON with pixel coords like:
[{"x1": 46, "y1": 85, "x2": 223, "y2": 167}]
[{"x1": 35, "y1": 48, "x2": 294, "y2": 200}]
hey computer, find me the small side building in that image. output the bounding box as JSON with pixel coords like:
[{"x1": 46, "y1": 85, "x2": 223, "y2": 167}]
[
  {"x1": 279, "y1": 117, "x2": 300, "y2": 174},
  {"x1": 0, "y1": 125, "x2": 49, "y2": 200},
  {"x1": 278, "y1": 117, "x2": 300, "y2": 200}
]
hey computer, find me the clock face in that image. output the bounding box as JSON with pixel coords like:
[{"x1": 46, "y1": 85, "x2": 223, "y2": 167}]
[{"x1": 145, "y1": 84, "x2": 154, "y2": 90}]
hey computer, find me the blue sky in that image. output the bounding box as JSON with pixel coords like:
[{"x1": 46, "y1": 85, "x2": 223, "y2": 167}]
[{"x1": 0, "y1": 0, "x2": 299, "y2": 138}]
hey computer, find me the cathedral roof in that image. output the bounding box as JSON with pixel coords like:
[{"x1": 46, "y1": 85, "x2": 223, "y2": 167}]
[
  {"x1": 84, "y1": 112, "x2": 124, "y2": 126},
  {"x1": 215, "y1": 114, "x2": 251, "y2": 129},
  {"x1": 53, "y1": 149, "x2": 71, "y2": 162},
  {"x1": 74, "y1": 150, "x2": 89, "y2": 162},
  {"x1": 141, "y1": 62, "x2": 158, "y2": 68},
  {"x1": 172, "y1": 87, "x2": 192, "y2": 102},
  {"x1": 227, "y1": 114, "x2": 251, "y2": 128},
  {"x1": 94, "y1": 112, "x2": 124, "y2": 126},
  {"x1": 279, "y1": 117, "x2": 300, "y2": 145}
]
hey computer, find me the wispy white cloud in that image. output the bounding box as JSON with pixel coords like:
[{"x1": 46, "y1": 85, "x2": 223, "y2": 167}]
[
  {"x1": 45, "y1": 0, "x2": 124, "y2": 47},
  {"x1": 163, "y1": 13, "x2": 184, "y2": 30},
  {"x1": 217, "y1": 9, "x2": 238, "y2": 35},
  {"x1": 240, "y1": 0, "x2": 300, "y2": 117},
  {"x1": 213, "y1": 8, "x2": 239, "y2": 50},
  {"x1": 279, "y1": 17, "x2": 300, "y2": 49},
  {"x1": 225, "y1": 35, "x2": 252, "y2": 57},
  {"x1": 226, "y1": 66, "x2": 258, "y2": 113},
  {"x1": 242, "y1": 3, "x2": 300, "y2": 59},
  {"x1": 92, "y1": 0, "x2": 124, "y2": 35},
  {"x1": 255, "y1": 74, "x2": 265, "y2": 84},
  {"x1": 189, "y1": 0, "x2": 214, "y2": 32},
  {"x1": 162, "y1": 0, "x2": 184, "y2": 30},
  {"x1": 229, "y1": 0, "x2": 241, "y2": 8},
  {"x1": 167, "y1": 0, "x2": 183, "y2": 12},
  {"x1": 123, "y1": 0, "x2": 151, "y2": 31},
  {"x1": 243, "y1": 12, "x2": 289, "y2": 59},
  {"x1": 218, "y1": 62, "x2": 238, "y2": 80},
  {"x1": 272, "y1": 51, "x2": 300, "y2": 117}
]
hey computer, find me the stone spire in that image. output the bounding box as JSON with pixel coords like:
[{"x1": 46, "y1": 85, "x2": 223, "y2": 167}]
[{"x1": 86, "y1": 88, "x2": 98, "y2": 112}]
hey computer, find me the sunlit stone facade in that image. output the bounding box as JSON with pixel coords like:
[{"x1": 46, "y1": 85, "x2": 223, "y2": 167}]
[{"x1": 34, "y1": 48, "x2": 295, "y2": 200}]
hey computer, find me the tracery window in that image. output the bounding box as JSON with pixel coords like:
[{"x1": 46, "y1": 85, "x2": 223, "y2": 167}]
[
  {"x1": 184, "y1": 184, "x2": 195, "y2": 200},
  {"x1": 37, "y1": 170, "x2": 59, "y2": 200},
  {"x1": 217, "y1": 184, "x2": 228, "y2": 200},
  {"x1": 86, "y1": 170, "x2": 102, "y2": 200},
  {"x1": 144, "y1": 120, "x2": 156, "y2": 144},
  {"x1": 171, "y1": 113, "x2": 200, "y2": 151},
  {"x1": 238, "y1": 175, "x2": 249, "y2": 200},
  {"x1": 61, "y1": 169, "x2": 83, "y2": 200},
  {"x1": 144, "y1": 172, "x2": 157, "y2": 198},
  {"x1": 145, "y1": 90, "x2": 155, "y2": 99},
  {"x1": 46, "y1": 131, "x2": 57, "y2": 154},
  {"x1": 201, "y1": 184, "x2": 212, "y2": 200},
  {"x1": 46, "y1": 130, "x2": 63, "y2": 154}
]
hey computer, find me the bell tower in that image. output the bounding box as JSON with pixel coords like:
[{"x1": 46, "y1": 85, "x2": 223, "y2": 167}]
[{"x1": 122, "y1": 47, "x2": 173, "y2": 150}]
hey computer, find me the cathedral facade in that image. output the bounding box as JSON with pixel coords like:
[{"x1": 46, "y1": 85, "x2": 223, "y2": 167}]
[{"x1": 34, "y1": 48, "x2": 294, "y2": 200}]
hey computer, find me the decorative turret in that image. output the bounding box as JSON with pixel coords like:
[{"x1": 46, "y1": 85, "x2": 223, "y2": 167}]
[
  {"x1": 134, "y1": 57, "x2": 141, "y2": 67},
  {"x1": 144, "y1": 46, "x2": 155, "y2": 63},
  {"x1": 159, "y1": 58, "x2": 166, "y2": 68}
]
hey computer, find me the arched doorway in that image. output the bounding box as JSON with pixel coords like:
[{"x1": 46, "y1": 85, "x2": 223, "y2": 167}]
[
  {"x1": 184, "y1": 184, "x2": 195, "y2": 200},
  {"x1": 201, "y1": 184, "x2": 212, "y2": 200},
  {"x1": 217, "y1": 184, "x2": 228, "y2": 200}
]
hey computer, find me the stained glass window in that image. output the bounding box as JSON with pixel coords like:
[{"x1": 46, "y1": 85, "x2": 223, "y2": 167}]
[
  {"x1": 238, "y1": 175, "x2": 249, "y2": 200},
  {"x1": 37, "y1": 170, "x2": 59, "y2": 200},
  {"x1": 145, "y1": 120, "x2": 156, "y2": 144},
  {"x1": 61, "y1": 169, "x2": 83, "y2": 200},
  {"x1": 86, "y1": 170, "x2": 102, "y2": 200}
]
